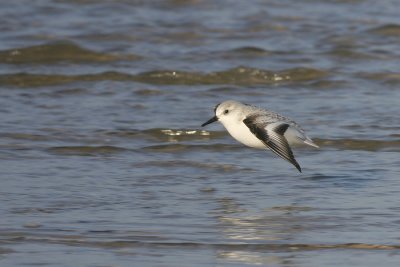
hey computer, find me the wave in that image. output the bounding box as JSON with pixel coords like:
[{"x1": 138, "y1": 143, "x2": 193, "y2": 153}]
[
  {"x1": 358, "y1": 71, "x2": 400, "y2": 84},
  {"x1": 2, "y1": 129, "x2": 399, "y2": 154},
  {"x1": 0, "y1": 66, "x2": 327, "y2": 87},
  {"x1": 0, "y1": 231, "x2": 399, "y2": 251},
  {"x1": 46, "y1": 145, "x2": 128, "y2": 156},
  {"x1": 315, "y1": 138, "x2": 400, "y2": 151},
  {"x1": 0, "y1": 41, "x2": 139, "y2": 64},
  {"x1": 367, "y1": 24, "x2": 400, "y2": 36}
]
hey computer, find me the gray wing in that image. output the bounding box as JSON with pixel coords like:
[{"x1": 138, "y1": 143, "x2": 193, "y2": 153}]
[{"x1": 243, "y1": 115, "x2": 302, "y2": 173}]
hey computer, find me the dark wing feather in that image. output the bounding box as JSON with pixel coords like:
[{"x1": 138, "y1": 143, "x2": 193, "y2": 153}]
[{"x1": 243, "y1": 116, "x2": 302, "y2": 172}]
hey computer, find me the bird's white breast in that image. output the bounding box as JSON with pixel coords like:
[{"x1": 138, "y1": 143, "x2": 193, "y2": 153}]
[
  {"x1": 221, "y1": 119, "x2": 307, "y2": 149},
  {"x1": 222, "y1": 120, "x2": 266, "y2": 149}
]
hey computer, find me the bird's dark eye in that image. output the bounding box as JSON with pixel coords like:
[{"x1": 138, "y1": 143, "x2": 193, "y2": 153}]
[{"x1": 224, "y1": 109, "x2": 229, "y2": 114}]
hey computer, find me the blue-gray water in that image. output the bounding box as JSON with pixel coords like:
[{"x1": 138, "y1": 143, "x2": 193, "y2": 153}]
[{"x1": 1, "y1": 1, "x2": 400, "y2": 266}]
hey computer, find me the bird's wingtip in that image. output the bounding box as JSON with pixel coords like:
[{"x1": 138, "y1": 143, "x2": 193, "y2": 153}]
[{"x1": 294, "y1": 161, "x2": 302, "y2": 173}]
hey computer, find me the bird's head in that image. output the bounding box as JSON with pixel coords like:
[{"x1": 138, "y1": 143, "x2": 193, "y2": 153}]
[{"x1": 201, "y1": 100, "x2": 243, "y2": 127}]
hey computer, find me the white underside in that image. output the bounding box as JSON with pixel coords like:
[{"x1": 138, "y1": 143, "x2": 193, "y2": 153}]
[
  {"x1": 221, "y1": 120, "x2": 318, "y2": 149},
  {"x1": 225, "y1": 121, "x2": 266, "y2": 148}
]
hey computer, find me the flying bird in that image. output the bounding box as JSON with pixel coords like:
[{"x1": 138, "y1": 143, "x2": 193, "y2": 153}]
[{"x1": 201, "y1": 100, "x2": 319, "y2": 172}]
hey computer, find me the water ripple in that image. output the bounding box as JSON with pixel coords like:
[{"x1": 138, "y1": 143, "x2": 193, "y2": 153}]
[
  {"x1": 1, "y1": 231, "x2": 399, "y2": 252},
  {"x1": 0, "y1": 66, "x2": 328, "y2": 87},
  {"x1": 0, "y1": 41, "x2": 140, "y2": 64}
]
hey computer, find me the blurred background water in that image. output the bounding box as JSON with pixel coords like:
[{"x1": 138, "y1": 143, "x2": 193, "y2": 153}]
[{"x1": 1, "y1": 0, "x2": 400, "y2": 266}]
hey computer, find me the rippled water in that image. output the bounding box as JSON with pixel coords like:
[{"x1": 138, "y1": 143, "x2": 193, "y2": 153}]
[{"x1": 1, "y1": 1, "x2": 400, "y2": 266}]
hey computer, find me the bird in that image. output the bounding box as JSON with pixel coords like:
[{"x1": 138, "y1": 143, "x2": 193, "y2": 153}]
[{"x1": 201, "y1": 100, "x2": 319, "y2": 172}]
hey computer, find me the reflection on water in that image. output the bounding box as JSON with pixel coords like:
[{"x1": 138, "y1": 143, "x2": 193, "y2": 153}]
[
  {"x1": 213, "y1": 197, "x2": 309, "y2": 265},
  {"x1": 218, "y1": 251, "x2": 294, "y2": 266}
]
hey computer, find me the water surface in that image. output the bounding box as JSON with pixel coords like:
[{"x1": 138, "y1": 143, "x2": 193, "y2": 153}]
[{"x1": 1, "y1": 0, "x2": 400, "y2": 266}]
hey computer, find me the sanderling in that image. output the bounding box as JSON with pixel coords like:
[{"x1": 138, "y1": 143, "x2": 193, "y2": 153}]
[{"x1": 201, "y1": 100, "x2": 319, "y2": 172}]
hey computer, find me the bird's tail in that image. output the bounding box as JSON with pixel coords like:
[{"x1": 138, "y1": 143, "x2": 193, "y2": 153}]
[{"x1": 304, "y1": 137, "x2": 319, "y2": 148}]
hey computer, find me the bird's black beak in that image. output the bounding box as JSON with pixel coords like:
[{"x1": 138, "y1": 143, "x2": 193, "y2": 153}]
[{"x1": 201, "y1": 116, "x2": 218, "y2": 127}]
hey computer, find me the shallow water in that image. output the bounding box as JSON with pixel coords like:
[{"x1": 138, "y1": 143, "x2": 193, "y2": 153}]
[{"x1": 1, "y1": 0, "x2": 400, "y2": 266}]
